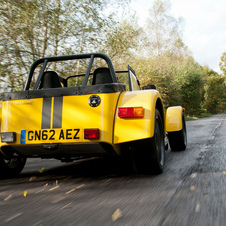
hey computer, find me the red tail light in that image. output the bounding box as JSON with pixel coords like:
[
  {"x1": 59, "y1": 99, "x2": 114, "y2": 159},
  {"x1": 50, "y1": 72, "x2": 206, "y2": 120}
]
[
  {"x1": 118, "y1": 107, "x2": 144, "y2": 118},
  {"x1": 84, "y1": 129, "x2": 99, "y2": 139}
]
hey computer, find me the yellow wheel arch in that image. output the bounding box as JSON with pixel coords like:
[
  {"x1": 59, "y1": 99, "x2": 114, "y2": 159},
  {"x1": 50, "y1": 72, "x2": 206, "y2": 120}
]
[{"x1": 113, "y1": 90, "x2": 164, "y2": 144}]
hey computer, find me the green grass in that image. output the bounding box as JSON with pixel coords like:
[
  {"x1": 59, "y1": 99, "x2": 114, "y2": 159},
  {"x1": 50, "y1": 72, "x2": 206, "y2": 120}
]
[{"x1": 185, "y1": 113, "x2": 213, "y2": 121}]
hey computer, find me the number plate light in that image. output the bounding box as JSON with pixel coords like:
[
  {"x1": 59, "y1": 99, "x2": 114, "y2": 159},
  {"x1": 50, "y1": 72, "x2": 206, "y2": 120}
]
[{"x1": 1, "y1": 132, "x2": 16, "y2": 143}]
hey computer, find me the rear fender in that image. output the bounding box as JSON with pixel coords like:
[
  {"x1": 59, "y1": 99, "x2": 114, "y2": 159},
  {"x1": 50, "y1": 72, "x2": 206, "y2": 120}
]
[
  {"x1": 0, "y1": 101, "x2": 2, "y2": 147},
  {"x1": 165, "y1": 106, "x2": 184, "y2": 132},
  {"x1": 113, "y1": 90, "x2": 164, "y2": 144},
  {"x1": 0, "y1": 101, "x2": 2, "y2": 121}
]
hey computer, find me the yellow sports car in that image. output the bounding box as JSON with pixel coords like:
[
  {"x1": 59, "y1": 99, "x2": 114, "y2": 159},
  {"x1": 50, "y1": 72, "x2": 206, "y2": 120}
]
[{"x1": 0, "y1": 53, "x2": 187, "y2": 177}]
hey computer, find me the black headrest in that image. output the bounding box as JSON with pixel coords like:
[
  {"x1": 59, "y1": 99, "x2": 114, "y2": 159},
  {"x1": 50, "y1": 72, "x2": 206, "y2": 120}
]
[
  {"x1": 40, "y1": 71, "x2": 61, "y2": 89},
  {"x1": 92, "y1": 67, "x2": 113, "y2": 85},
  {"x1": 142, "y1": 84, "x2": 156, "y2": 90}
]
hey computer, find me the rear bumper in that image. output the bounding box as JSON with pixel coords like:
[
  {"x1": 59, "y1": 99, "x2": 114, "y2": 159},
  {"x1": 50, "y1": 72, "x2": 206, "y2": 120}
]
[{"x1": 1, "y1": 142, "x2": 118, "y2": 159}]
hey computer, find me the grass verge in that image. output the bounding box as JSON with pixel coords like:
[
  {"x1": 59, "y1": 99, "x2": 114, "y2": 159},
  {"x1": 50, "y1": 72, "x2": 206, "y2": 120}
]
[{"x1": 185, "y1": 113, "x2": 213, "y2": 121}]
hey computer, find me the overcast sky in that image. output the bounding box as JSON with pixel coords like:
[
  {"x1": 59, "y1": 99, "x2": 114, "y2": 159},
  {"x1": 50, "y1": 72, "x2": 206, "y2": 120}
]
[{"x1": 130, "y1": 0, "x2": 226, "y2": 73}]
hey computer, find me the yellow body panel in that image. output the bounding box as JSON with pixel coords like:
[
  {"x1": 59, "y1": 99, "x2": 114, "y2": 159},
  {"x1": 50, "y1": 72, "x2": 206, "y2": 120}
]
[
  {"x1": 0, "y1": 101, "x2": 2, "y2": 119},
  {"x1": 1, "y1": 93, "x2": 120, "y2": 147},
  {"x1": 0, "y1": 101, "x2": 2, "y2": 128},
  {"x1": 165, "y1": 106, "x2": 183, "y2": 132},
  {"x1": 114, "y1": 90, "x2": 162, "y2": 144},
  {"x1": 2, "y1": 99, "x2": 43, "y2": 134}
]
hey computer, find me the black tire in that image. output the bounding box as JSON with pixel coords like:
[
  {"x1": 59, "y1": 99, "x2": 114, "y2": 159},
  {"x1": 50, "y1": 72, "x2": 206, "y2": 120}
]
[
  {"x1": 132, "y1": 109, "x2": 165, "y2": 174},
  {"x1": 0, "y1": 153, "x2": 26, "y2": 178},
  {"x1": 168, "y1": 113, "x2": 187, "y2": 151}
]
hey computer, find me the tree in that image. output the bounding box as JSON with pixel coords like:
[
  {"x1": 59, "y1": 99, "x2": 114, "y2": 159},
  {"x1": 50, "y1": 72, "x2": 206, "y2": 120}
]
[
  {"x1": 219, "y1": 51, "x2": 226, "y2": 76},
  {"x1": 203, "y1": 66, "x2": 226, "y2": 113},
  {"x1": 1, "y1": 0, "x2": 80, "y2": 91},
  {"x1": 180, "y1": 72, "x2": 204, "y2": 115},
  {"x1": 0, "y1": 0, "x2": 126, "y2": 92},
  {"x1": 102, "y1": 18, "x2": 142, "y2": 68},
  {"x1": 145, "y1": 0, "x2": 183, "y2": 56},
  {"x1": 205, "y1": 75, "x2": 226, "y2": 113}
]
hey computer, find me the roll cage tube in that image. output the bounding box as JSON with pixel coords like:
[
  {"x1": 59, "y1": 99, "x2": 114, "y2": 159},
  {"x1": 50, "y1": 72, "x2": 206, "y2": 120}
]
[
  {"x1": 128, "y1": 65, "x2": 140, "y2": 91},
  {"x1": 24, "y1": 53, "x2": 117, "y2": 90},
  {"x1": 114, "y1": 65, "x2": 141, "y2": 91}
]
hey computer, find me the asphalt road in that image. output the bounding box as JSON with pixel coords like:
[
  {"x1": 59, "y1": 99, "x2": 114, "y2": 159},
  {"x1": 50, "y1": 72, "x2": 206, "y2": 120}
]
[{"x1": 0, "y1": 113, "x2": 225, "y2": 226}]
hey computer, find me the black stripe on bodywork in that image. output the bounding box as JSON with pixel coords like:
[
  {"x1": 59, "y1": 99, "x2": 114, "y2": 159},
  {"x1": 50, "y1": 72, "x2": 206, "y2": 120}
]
[
  {"x1": 52, "y1": 96, "x2": 63, "y2": 128},
  {"x1": 41, "y1": 97, "x2": 52, "y2": 129}
]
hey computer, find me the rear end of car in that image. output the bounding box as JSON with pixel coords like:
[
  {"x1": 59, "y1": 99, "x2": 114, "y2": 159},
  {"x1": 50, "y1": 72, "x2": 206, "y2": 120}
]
[
  {"x1": 0, "y1": 53, "x2": 128, "y2": 177},
  {"x1": 0, "y1": 52, "x2": 187, "y2": 177},
  {"x1": 0, "y1": 86, "x2": 125, "y2": 162}
]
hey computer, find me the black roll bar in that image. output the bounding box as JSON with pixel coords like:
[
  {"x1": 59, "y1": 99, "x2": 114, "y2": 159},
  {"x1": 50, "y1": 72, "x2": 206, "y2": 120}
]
[{"x1": 24, "y1": 53, "x2": 117, "y2": 90}]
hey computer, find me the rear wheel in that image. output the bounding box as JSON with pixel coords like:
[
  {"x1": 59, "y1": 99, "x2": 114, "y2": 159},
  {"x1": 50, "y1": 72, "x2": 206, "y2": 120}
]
[
  {"x1": 0, "y1": 152, "x2": 26, "y2": 178},
  {"x1": 168, "y1": 113, "x2": 187, "y2": 151},
  {"x1": 132, "y1": 109, "x2": 165, "y2": 174}
]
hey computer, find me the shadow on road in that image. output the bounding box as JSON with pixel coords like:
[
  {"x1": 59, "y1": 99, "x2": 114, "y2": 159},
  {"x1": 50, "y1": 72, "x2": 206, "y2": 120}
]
[{"x1": 19, "y1": 157, "x2": 133, "y2": 180}]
